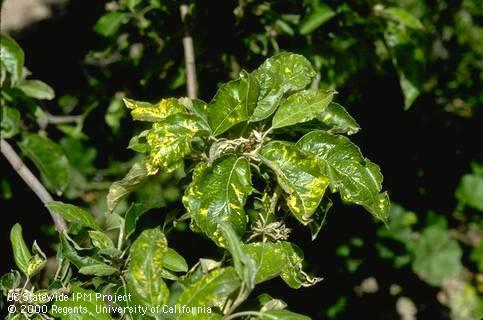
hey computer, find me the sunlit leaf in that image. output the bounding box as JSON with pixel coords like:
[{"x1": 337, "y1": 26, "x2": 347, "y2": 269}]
[
  {"x1": 1, "y1": 106, "x2": 20, "y2": 138},
  {"x1": 107, "y1": 162, "x2": 148, "y2": 211},
  {"x1": 317, "y1": 102, "x2": 360, "y2": 135},
  {"x1": 94, "y1": 12, "x2": 125, "y2": 37},
  {"x1": 455, "y1": 174, "x2": 483, "y2": 211},
  {"x1": 10, "y1": 224, "x2": 31, "y2": 275},
  {"x1": 0, "y1": 33, "x2": 24, "y2": 84},
  {"x1": 17, "y1": 80, "x2": 55, "y2": 100},
  {"x1": 47, "y1": 201, "x2": 99, "y2": 230},
  {"x1": 123, "y1": 97, "x2": 186, "y2": 122}
]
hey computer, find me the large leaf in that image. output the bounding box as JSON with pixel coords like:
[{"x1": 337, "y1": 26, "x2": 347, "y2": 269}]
[
  {"x1": 455, "y1": 174, "x2": 483, "y2": 211},
  {"x1": 176, "y1": 267, "x2": 241, "y2": 319},
  {"x1": 125, "y1": 229, "x2": 169, "y2": 312},
  {"x1": 0, "y1": 33, "x2": 24, "y2": 84},
  {"x1": 17, "y1": 80, "x2": 55, "y2": 100},
  {"x1": 183, "y1": 157, "x2": 253, "y2": 247},
  {"x1": 10, "y1": 224, "x2": 31, "y2": 275},
  {"x1": 317, "y1": 102, "x2": 360, "y2": 135},
  {"x1": 299, "y1": 1, "x2": 336, "y2": 35},
  {"x1": 251, "y1": 52, "x2": 316, "y2": 121},
  {"x1": 123, "y1": 97, "x2": 185, "y2": 122},
  {"x1": 259, "y1": 141, "x2": 329, "y2": 224},
  {"x1": 18, "y1": 133, "x2": 70, "y2": 194},
  {"x1": 145, "y1": 113, "x2": 209, "y2": 175},
  {"x1": 208, "y1": 70, "x2": 259, "y2": 136},
  {"x1": 1, "y1": 106, "x2": 20, "y2": 138},
  {"x1": 271, "y1": 89, "x2": 334, "y2": 129},
  {"x1": 46, "y1": 201, "x2": 99, "y2": 230},
  {"x1": 107, "y1": 162, "x2": 148, "y2": 211},
  {"x1": 50, "y1": 287, "x2": 111, "y2": 320},
  {"x1": 297, "y1": 131, "x2": 390, "y2": 222}
]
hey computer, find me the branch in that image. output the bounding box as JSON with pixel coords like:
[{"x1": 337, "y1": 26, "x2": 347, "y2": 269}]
[
  {"x1": 180, "y1": 3, "x2": 198, "y2": 99},
  {"x1": 1, "y1": 138, "x2": 66, "y2": 231},
  {"x1": 46, "y1": 113, "x2": 82, "y2": 125}
]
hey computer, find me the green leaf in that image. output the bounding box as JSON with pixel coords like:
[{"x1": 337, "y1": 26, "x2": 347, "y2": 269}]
[
  {"x1": 183, "y1": 157, "x2": 253, "y2": 247},
  {"x1": 176, "y1": 267, "x2": 241, "y2": 319},
  {"x1": 455, "y1": 174, "x2": 483, "y2": 211},
  {"x1": 411, "y1": 225, "x2": 463, "y2": 286},
  {"x1": 251, "y1": 52, "x2": 316, "y2": 121},
  {"x1": 297, "y1": 131, "x2": 390, "y2": 222},
  {"x1": 162, "y1": 248, "x2": 188, "y2": 273},
  {"x1": 383, "y1": 7, "x2": 424, "y2": 30},
  {"x1": 93, "y1": 12, "x2": 125, "y2": 37},
  {"x1": 317, "y1": 102, "x2": 360, "y2": 135},
  {"x1": 123, "y1": 97, "x2": 186, "y2": 122},
  {"x1": 145, "y1": 113, "x2": 209, "y2": 175},
  {"x1": 26, "y1": 255, "x2": 46, "y2": 278},
  {"x1": 107, "y1": 162, "x2": 149, "y2": 211},
  {"x1": 300, "y1": 2, "x2": 336, "y2": 35},
  {"x1": 308, "y1": 197, "x2": 332, "y2": 240},
  {"x1": 50, "y1": 287, "x2": 111, "y2": 320},
  {"x1": 18, "y1": 133, "x2": 70, "y2": 194},
  {"x1": 125, "y1": 0, "x2": 142, "y2": 11},
  {"x1": 0, "y1": 33, "x2": 24, "y2": 84},
  {"x1": 126, "y1": 229, "x2": 169, "y2": 312},
  {"x1": 261, "y1": 309, "x2": 311, "y2": 320},
  {"x1": 78, "y1": 263, "x2": 118, "y2": 276},
  {"x1": 1, "y1": 106, "x2": 20, "y2": 138},
  {"x1": 271, "y1": 89, "x2": 334, "y2": 129},
  {"x1": 208, "y1": 70, "x2": 259, "y2": 136},
  {"x1": 17, "y1": 80, "x2": 55, "y2": 100},
  {"x1": 125, "y1": 203, "x2": 149, "y2": 238},
  {"x1": 259, "y1": 141, "x2": 329, "y2": 224},
  {"x1": 59, "y1": 232, "x2": 101, "y2": 269},
  {"x1": 88, "y1": 230, "x2": 115, "y2": 250},
  {"x1": 47, "y1": 201, "x2": 99, "y2": 230},
  {"x1": 10, "y1": 224, "x2": 31, "y2": 275}
]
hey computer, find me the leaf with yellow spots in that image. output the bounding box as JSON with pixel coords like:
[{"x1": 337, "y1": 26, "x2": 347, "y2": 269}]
[
  {"x1": 208, "y1": 70, "x2": 259, "y2": 136},
  {"x1": 123, "y1": 97, "x2": 186, "y2": 122},
  {"x1": 271, "y1": 89, "x2": 334, "y2": 129},
  {"x1": 183, "y1": 156, "x2": 253, "y2": 247},
  {"x1": 316, "y1": 102, "x2": 360, "y2": 135},
  {"x1": 251, "y1": 52, "x2": 316, "y2": 122},
  {"x1": 297, "y1": 130, "x2": 389, "y2": 222},
  {"x1": 125, "y1": 228, "x2": 169, "y2": 314},
  {"x1": 259, "y1": 141, "x2": 329, "y2": 224}
]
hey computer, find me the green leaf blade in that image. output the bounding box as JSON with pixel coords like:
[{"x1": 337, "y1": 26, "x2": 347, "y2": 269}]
[
  {"x1": 17, "y1": 80, "x2": 55, "y2": 100},
  {"x1": 46, "y1": 201, "x2": 99, "y2": 230},
  {"x1": 0, "y1": 34, "x2": 24, "y2": 84},
  {"x1": 10, "y1": 224, "x2": 32, "y2": 276}
]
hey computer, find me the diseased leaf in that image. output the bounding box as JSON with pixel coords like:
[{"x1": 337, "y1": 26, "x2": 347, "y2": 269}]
[
  {"x1": 259, "y1": 141, "x2": 329, "y2": 224},
  {"x1": 17, "y1": 80, "x2": 55, "y2": 100},
  {"x1": 261, "y1": 309, "x2": 311, "y2": 320},
  {"x1": 123, "y1": 97, "x2": 186, "y2": 122},
  {"x1": 125, "y1": 229, "x2": 169, "y2": 312},
  {"x1": 51, "y1": 287, "x2": 111, "y2": 320},
  {"x1": 78, "y1": 264, "x2": 118, "y2": 276},
  {"x1": 162, "y1": 248, "x2": 188, "y2": 273},
  {"x1": 10, "y1": 224, "x2": 31, "y2": 275},
  {"x1": 384, "y1": 7, "x2": 424, "y2": 30},
  {"x1": 300, "y1": 2, "x2": 336, "y2": 35},
  {"x1": 1, "y1": 106, "x2": 20, "y2": 138},
  {"x1": 208, "y1": 70, "x2": 259, "y2": 135},
  {"x1": 183, "y1": 157, "x2": 253, "y2": 247},
  {"x1": 94, "y1": 12, "x2": 125, "y2": 37},
  {"x1": 455, "y1": 174, "x2": 483, "y2": 211},
  {"x1": 271, "y1": 89, "x2": 334, "y2": 129},
  {"x1": 317, "y1": 102, "x2": 360, "y2": 135},
  {"x1": 107, "y1": 162, "x2": 148, "y2": 211},
  {"x1": 47, "y1": 201, "x2": 99, "y2": 230},
  {"x1": 59, "y1": 232, "x2": 101, "y2": 269},
  {"x1": 18, "y1": 133, "x2": 70, "y2": 194},
  {"x1": 297, "y1": 131, "x2": 390, "y2": 222},
  {"x1": 88, "y1": 230, "x2": 115, "y2": 250},
  {"x1": 251, "y1": 52, "x2": 316, "y2": 121},
  {"x1": 0, "y1": 34, "x2": 24, "y2": 84}
]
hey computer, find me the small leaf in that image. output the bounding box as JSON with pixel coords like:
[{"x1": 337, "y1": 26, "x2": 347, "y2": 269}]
[
  {"x1": 47, "y1": 201, "x2": 99, "y2": 230},
  {"x1": 271, "y1": 89, "x2": 334, "y2": 129},
  {"x1": 10, "y1": 224, "x2": 32, "y2": 275},
  {"x1": 259, "y1": 141, "x2": 329, "y2": 224},
  {"x1": 261, "y1": 309, "x2": 311, "y2": 320},
  {"x1": 18, "y1": 133, "x2": 70, "y2": 194},
  {"x1": 125, "y1": 0, "x2": 142, "y2": 11},
  {"x1": 297, "y1": 131, "x2": 390, "y2": 222},
  {"x1": 93, "y1": 12, "x2": 125, "y2": 37},
  {"x1": 123, "y1": 97, "x2": 186, "y2": 122},
  {"x1": 317, "y1": 102, "x2": 360, "y2": 135},
  {"x1": 51, "y1": 287, "x2": 111, "y2": 320},
  {"x1": 299, "y1": 2, "x2": 336, "y2": 35},
  {"x1": 79, "y1": 264, "x2": 118, "y2": 276},
  {"x1": 308, "y1": 197, "x2": 332, "y2": 240},
  {"x1": 1, "y1": 106, "x2": 20, "y2": 138},
  {"x1": 59, "y1": 232, "x2": 101, "y2": 269},
  {"x1": 455, "y1": 174, "x2": 483, "y2": 211},
  {"x1": 88, "y1": 230, "x2": 115, "y2": 250},
  {"x1": 0, "y1": 33, "x2": 24, "y2": 84},
  {"x1": 162, "y1": 248, "x2": 188, "y2": 273},
  {"x1": 208, "y1": 70, "x2": 259, "y2": 136},
  {"x1": 107, "y1": 162, "x2": 148, "y2": 211},
  {"x1": 251, "y1": 52, "x2": 316, "y2": 121},
  {"x1": 383, "y1": 7, "x2": 424, "y2": 30},
  {"x1": 17, "y1": 80, "x2": 55, "y2": 100},
  {"x1": 183, "y1": 157, "x2": 253, "y2": 247},
  {"x1": 26, "y1": 255, "x2": 46, "y2": 278},
  {"x1": 124, "y1": 203, "x2": 150, "y2": 238}
]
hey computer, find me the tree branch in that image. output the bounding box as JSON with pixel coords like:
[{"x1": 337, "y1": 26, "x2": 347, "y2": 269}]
[
  {"x1": 180, "y1": 3, "x2": 198, "y2": 99},
  {"x1": 1, "y1": 138, "x2": 66, "y2": 231}
]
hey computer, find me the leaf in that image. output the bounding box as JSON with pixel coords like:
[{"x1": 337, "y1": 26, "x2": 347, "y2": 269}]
[
  {"x1": 125, "y1": 0, "x2": 142, "y2": 11},
  {"x1": 271, "y1": 89, "x2": 334, "y2": 129},
  {"x1": 176, "y1": 267, "x2": 241, "y2": 319},
  {"x1": 411, "y1": 225, "x2": 463, "y2": 286},
  {"x1": 17, "y1": 80, "x2": 55, "y2": 100},
  {"x1": 384, "y1": 7, "x2": 424, "y2": 30},
  {"x1": 123, "y1": 97, "x2": 186, "y2": 122},
  {"x1": 162, "y1": 248, "x2": 188, "y2": 273},
  {"x1": 297, "y1": 131, "x2": 390, "y2": 222},
  {"x1": 50, "y1": 287, "x2": 111, "y2": 320},
  {"x1": 1, "y1": 106, "x2": 20, "y2": 138},
  {"x1": 0, "y1": 33, "x2": 24, "y2": 84},
  {"x1": 455, "y1": 174, "x2": 483, "y2": 211},
  {"x1": 88, "y1": 230, "x2": 115, "y2": 250},
  {"x1": 208, "y1": 70, "x2": 259, "y2": 136},
  {"x1": 47, "y1": 201, "x2": 99, "y2": 230},
  {"x1": 300, "y1": 2, "x2": 336, "y2": 35},
  {"x1": 93, "y1": 12, "x2": 125, "y2": 37},
  {"x1": 261, "y1": 309, "x2": 311, "y2": 320},
  {"x1": 78, "y1": 264, "x2": 118, "y2": 276},
  {"x1": 183, "y1": 157, "x2": 253, "y2": 247},
  {"x1": 18, "y1": 133, "x2": 70, "y2": 194},
  {"x1": 26, "y1": 255, "x2": 46, "y2": 278},
  {"x1": 317, "y1": 102, "x2": 360, "y2": 135},
  {"x1": 107, "y1": 162, "x2": 148, "y2": 211},
  {"x1": 308, "y1": 197, "x2": 332, "y2": 240},
  {"x1": 59, "y1": 232, "x2": 101, "y2": 269},
  {"x1": 259, "y1": 141, "x2": 329, "y2": 224},
  {"x1": 124, "y1": 203, "x2": 150, "y2": 238},
  {"x1": 251, "y1": 52, "x2": 316, "y2": 121},
  {"x1": 145, "y1": 113, "x2": 209, "y2": 175},
  {"x1": 10, "y1": 224, "x2": 31, "y2": 275},
  {"x1": 125, "y1": 229, "x2": 169, "y2": 312}
]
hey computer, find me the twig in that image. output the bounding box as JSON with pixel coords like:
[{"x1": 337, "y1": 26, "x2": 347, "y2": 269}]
[
  {"x1": 180, "y1": 3, "x2": 198, "y2": 99},
  {"x1": 1, "y1": 138, "x2": 66, "y2": 231},
  {"x1": 46, "y1": 113, "x2": 82, "y2": 125}
]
